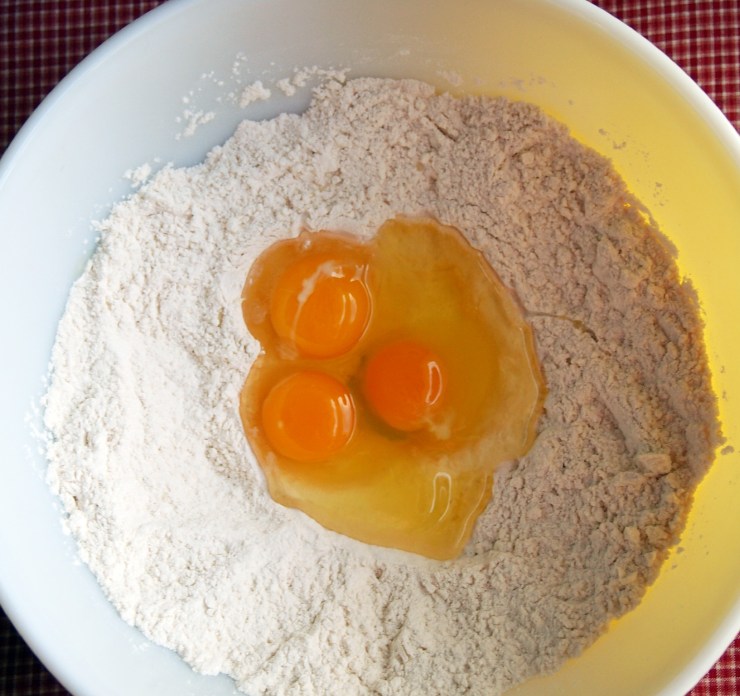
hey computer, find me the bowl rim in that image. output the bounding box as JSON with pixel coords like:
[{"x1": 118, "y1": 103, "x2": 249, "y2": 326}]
[{"x1": 0, "y1": 1, "x2": 738, "y2": 695}]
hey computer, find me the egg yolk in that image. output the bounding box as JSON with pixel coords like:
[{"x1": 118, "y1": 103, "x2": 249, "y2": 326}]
[
  {"x1": 363, "y1": 340, "x2": 446, "y2": 432},
  {"x1": 270, "y1": 254, "x2": 371, "y2": 358},
  {"x1": 239, "y1": 217, "x2": 545, "y2": 560},
  {"x1": 261, "y1": 371, "x2": 355, "y2": 463}
]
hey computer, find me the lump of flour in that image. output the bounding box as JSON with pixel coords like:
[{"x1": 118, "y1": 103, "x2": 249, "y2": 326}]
[{"x1": 43, "y1": 78, "x2": 721, "y2": 695}]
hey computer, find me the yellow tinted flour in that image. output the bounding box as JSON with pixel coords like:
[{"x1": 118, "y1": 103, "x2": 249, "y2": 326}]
[{"x1": 43, "y1": 78, "x2": 721, "y2": 695}]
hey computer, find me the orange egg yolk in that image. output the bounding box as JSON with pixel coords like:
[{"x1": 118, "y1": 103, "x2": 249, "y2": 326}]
[
  {"x1": 363, "y1": 340, "x2": 446, "y2": 432},
  {"x1": 261, "y1": 371, "x2": 355, "y2": 463},
  {"x1": 269, "y1": 254, "x2": 371, "y2": 359}
]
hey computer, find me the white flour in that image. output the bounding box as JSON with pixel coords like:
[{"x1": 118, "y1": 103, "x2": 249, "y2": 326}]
[{"x1": 43, "y1": 78, "x2": 721, "y2": 695}]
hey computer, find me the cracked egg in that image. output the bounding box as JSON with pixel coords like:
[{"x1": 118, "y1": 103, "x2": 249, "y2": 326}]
[{"x1": 239, "y1": 217, "x2": 545, "y2": 560}]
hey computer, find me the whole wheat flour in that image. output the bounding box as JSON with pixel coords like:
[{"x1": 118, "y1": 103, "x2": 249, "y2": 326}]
[{"x1": 43, "y1": 78, "x2": 721, "y2": 695}]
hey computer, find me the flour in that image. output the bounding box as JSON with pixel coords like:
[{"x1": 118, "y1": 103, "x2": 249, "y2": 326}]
[
  {"x1": 177, "y1": 108, "x2": 216, "y2": 139},
  {"x1": 239, "y1": 80, "x2": 272, "y2": 108},
  {"x1": 43, "y1": 78, "x2": 721, "y2": 696},
  {"x1": 123, "y1": 162, "x2": 153, "y2": 188}
]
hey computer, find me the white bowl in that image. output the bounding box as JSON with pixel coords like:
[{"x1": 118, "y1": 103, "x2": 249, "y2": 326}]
[{"x1": 1, "y1": 1, "x2": 738, "y2": 695}]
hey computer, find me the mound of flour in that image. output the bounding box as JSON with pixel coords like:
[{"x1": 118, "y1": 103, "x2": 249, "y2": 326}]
[{"x1": 43, "y1": 78, "x2": 721, "y2": 695}]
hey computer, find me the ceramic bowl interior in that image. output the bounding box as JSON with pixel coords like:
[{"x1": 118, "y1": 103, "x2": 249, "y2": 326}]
[{"x1": 0, "y1": 1, "x2": 738, "y2": 694}]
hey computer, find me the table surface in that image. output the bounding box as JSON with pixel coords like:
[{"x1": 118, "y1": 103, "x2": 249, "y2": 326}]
[{"x1": 0, "y1": 1, "x2": 738, "y2": 694}]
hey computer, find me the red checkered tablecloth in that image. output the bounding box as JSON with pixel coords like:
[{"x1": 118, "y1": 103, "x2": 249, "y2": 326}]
[{"x1": 0, "y1": 1, "x2": 738, "y2": 695}]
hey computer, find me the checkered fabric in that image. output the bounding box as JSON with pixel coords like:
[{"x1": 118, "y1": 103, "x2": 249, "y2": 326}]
[
  {"x1": 0, "y1": 1, "x2": 737, "y2": 695},
  {"x1": 0, "y1": 0, "x2": 164, "y2": 152},
  {"x1": 0, "y1": 611, "x2": 68, "y2": 696},
  {"x1": 595, "y1": 0, "x2": 739, "y2": 131},
  {"x1": 695, "y1": 642, "x2": 740, "y2": 696}
]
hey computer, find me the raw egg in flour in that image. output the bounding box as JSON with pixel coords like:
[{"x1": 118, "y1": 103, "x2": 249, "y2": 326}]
[{"x1": 240, "y1": 217, "x2": 545, "y2": 560}]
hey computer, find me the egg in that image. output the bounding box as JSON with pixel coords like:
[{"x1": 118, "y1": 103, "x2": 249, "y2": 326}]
[{"x1": 240, "y1": 217, "x2": 545, "y2": 560}]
